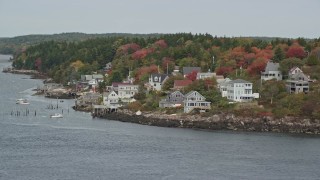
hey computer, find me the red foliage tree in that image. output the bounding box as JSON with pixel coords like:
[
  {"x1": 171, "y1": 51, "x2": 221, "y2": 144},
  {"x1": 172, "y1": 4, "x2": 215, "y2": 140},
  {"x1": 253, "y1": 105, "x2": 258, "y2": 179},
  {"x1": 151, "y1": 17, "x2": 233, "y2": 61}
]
[
  {"x1": 154, "y1": 40, "x2": 168, "y2": 49},
  {"x1": 118, "y1": 43, "x2": 141, "y2": 55},
  {"x1": 286, "y1": 43, "x2": 306, "y2": 59},
  {"x1": 186, "y1": 70, "x2": 198, "y2": 81},
  {"x1": 215, "y1": 66, "x2": 233, "y2": 77},
  {"x1": 131, "y1": 48, "x2": 155, "y2": 60}
]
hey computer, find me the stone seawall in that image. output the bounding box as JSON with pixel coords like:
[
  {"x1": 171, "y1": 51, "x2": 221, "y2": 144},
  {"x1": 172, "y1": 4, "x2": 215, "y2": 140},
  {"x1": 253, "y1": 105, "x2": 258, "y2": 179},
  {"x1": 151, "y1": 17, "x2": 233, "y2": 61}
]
[{"x1": 101, "y1": 109, "x2": 320, "y2": 135}]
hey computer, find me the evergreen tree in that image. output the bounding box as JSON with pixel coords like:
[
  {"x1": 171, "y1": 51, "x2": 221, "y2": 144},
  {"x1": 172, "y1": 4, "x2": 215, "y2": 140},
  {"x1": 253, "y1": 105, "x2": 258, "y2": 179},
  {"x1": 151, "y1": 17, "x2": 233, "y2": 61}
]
[{"x1": 273, "y1": 47, "x2": 285, "y2": 62}]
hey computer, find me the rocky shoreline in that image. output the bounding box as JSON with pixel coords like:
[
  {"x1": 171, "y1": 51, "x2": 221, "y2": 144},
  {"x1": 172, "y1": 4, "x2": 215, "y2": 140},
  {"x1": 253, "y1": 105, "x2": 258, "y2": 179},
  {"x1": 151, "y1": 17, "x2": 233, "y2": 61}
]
[
  {"x1": 3, "y1": 68, "x2": 48, "y2": 79},
  {"x1": 99, "y1": 109, "x2": 320, "y2": 135}
]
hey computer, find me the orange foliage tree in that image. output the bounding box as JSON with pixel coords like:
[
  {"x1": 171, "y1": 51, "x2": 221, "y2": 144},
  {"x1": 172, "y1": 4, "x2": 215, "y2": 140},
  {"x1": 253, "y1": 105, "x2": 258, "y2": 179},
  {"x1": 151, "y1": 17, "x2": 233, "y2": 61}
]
[
  {"x1": 134, "y1": 65, "x2": 158, "y2": 81},
  {"x1": 247, "y1": 58, "x2": 268, "y2": 75}
]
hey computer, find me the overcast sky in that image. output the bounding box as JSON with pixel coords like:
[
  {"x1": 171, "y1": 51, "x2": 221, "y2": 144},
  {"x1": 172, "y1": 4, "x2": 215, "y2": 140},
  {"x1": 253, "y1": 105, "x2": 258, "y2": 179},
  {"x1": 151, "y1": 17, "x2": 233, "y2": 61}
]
[{"x1": 0, "y1": 0, "x2": 319, "y2": 38}]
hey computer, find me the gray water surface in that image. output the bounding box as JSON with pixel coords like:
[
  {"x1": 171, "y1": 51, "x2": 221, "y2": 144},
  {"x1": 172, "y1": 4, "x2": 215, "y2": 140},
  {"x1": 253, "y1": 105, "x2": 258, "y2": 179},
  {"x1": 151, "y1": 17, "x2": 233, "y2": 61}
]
[{"x1": 0, "y1": 55, "x2": 319, "y2": 180}]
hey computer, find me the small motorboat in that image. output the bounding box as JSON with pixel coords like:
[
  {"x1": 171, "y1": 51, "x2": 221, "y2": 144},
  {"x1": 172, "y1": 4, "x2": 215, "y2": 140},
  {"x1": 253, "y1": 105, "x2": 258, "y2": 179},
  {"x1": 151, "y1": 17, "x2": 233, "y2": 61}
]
[
  {"x1": 50, "y1": 113, "x2": 63, "y2": 118},
  {"x1": 16, "y1": 98, "x2": 30, "y2": 105}
]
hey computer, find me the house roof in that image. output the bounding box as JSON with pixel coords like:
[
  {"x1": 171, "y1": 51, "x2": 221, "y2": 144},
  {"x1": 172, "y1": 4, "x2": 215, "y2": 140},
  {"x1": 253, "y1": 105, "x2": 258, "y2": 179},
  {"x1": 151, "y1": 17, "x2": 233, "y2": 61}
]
[
  {"x1": 170, "y1": 90, "x2": 184, "y2": 96},
  {"x1": 289, "y1": 72, "x2": 310, "y2": 81},
  {"x1": 103, "y1": 91, "x2": 118, "y2": 97},
  {"x1": 289, "y1": 67, "x2": 302, "y2": 74},
  {"x1": 183, "y1": 67, "x2": 201, "y2": 75},
  {"x1": 229, "y1": 79, "x2": 251, "y2": 84},
  {"x1": 264, "y1": 61, "x2": 280, "y2": 72},
  {"x1": 184, "y1": 91, "x2": 204, "y2": 99},
  {"x1": 112, "y1": 82, "x2": 131, "y2": 87},
  {"x1": 174, "y1": 80, "x2": 193, "y2": 87},
  {"x1": 150, "y1": 74, "x2": 168, "y2": 83}
]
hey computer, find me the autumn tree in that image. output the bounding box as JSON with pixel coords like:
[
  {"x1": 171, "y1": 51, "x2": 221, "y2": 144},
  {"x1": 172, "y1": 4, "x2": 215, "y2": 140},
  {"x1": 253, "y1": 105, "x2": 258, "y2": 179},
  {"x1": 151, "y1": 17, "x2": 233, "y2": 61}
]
[
  {"x1": 286, "y1": 43, "x2": 306, "y2": 59},
  {"x1": 186, "y1": 70, "x2": 198, "y2": 81},
  {"x1": 246, "y1": 58, "x2": 268, "y2": 75},
  {"x1": 215, "y1": 66, "x2": 233, "y2": 77}
]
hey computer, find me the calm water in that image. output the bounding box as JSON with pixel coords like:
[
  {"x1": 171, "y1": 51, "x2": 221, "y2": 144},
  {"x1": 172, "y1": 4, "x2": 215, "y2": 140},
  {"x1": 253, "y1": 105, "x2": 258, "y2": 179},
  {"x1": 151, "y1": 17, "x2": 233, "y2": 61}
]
[{"x1": 0, "y1": 54, "x2": 319, "y2": 180}]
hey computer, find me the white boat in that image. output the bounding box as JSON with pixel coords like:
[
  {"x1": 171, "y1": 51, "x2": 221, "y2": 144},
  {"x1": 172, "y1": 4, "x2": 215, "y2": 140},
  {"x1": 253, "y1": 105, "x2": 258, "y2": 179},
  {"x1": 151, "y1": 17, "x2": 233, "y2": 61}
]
[
  {"x1": 50, "y1": 113, "x2": 63, "y2": 118},
  {"x1": 16, "y1": 98, "x2": 30, "y2": 105}
]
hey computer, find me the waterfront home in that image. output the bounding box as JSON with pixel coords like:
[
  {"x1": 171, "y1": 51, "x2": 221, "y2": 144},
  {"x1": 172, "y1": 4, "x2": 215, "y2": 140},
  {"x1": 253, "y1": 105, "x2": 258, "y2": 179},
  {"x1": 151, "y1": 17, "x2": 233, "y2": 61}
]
[
  {"x1": 117, "y1": 83, "x2": 139, "y2": 102},
  {"x1": 226, "y1": 79, "x2": 258, "y2": 102},
  {"x1": 286, "y1": 72, "x2": 310, "y2": 94},
  {"x1": 147, "y1": 73, "x2": 169, "y2": 91},
  {"x1": 261, "y1": 61, "x2": 282, "y2": 81},
  {"x1": 183, "y1": 91, "x2": 211, "y2": 113},
  {"x1": 159, "y1": 91, "x2": 185, "y2": 108},
  {"x1": 183, "y1": 67, "x2": 201, "y2": 77},
  {"x1": 173, "y1": 80, "x2": 193, "y2": 90},
  {"x1": 103, "y1": 91, "x2": 121, "y2": 109}
]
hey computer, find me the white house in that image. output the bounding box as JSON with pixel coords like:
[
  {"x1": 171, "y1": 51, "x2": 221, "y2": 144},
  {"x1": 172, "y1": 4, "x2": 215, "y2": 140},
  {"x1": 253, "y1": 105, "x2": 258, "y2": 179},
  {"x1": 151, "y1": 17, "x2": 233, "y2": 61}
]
[
  {"x1": 261, "y1": 61, "x2": 282, "y2": 81},
  {"x1": 183, "y1": 91, "x2": 211, "y2": 113},
  {"x1": 147, "y1": 74, "x2": 169, "y2": 91},
  {"x1": 226, "y1": 79, "x2": 258, "y2": 102},
  {"x1": 103, "y1": 91, "x2": 120, "y2": 109},
  {"x1": 118, "y1": 83, "x2": 139, "y2": 102}
]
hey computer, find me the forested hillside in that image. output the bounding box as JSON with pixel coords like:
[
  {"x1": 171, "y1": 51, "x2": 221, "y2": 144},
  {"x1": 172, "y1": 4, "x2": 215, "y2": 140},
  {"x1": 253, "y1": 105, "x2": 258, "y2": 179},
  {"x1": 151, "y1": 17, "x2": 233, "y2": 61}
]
[
  {"x1": 0, "y1": 32, "x2": 161, "y2": 54},
  {"x1": 11, "y1": 33, "x2": 320, "y2": 118}
]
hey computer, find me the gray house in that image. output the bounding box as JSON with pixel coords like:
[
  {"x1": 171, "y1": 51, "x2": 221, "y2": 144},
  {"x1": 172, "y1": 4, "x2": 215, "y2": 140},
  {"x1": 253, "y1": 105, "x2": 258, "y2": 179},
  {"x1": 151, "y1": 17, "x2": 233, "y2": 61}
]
[
  {"x1": 159, "y1": 91, "x2": 185, "y2": 108},
  {"x1": 183, "y1": 67, "x2": 201, "y2": 77},
  {"x1": 261, "y1": 61, "x2": 282, "y2": 81},
  {"x1": 286, "y1": 72, "x2": 309, "y2": 94},
  {"x1": 183, "y1": 91, "x2": 211, "y2": 113}
]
